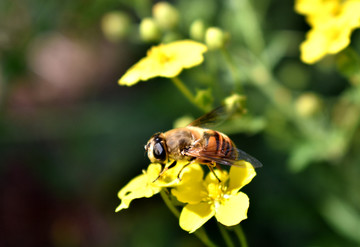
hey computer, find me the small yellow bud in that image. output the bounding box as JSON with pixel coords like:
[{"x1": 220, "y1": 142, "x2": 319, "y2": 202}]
[
  {"x1": 101, "y1": 11, "x2": 131, "y2": 42},
  {"x1": 139, "y1": 18, "x2": 161, "y2": 42},
  {"x1": 295, "y1": 93, "x2": 321, "y2": 117},
  {"x1": 153, "y1": 2, "x2": 179, "y2": 30},
  {"x1": 173, "y1": 115, "x2": 194, "y2": 129},
  {"x1": 189, "y1": 19, "x2": 205, "y2": 41},
  {"x1": 205, "y1": 27, "x2": 225, "y2": 50},
  {"x1": 223, "y1": 94, "x2": 247, "y2": 116}
]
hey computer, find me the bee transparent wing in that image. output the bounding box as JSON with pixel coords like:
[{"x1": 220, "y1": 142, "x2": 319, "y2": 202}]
[
  {"x1": 235, "y1": 148, "x2": 263, "y2": 168},
  {"x1": 184, "y1": 146, "x2": 263, "y2": 168},
  {"x1": 188, "y1": 105, "x2": 229, "y2": 128},
  {"x1": 183, "y1": 148, "x2": 236, "y2": 166}
]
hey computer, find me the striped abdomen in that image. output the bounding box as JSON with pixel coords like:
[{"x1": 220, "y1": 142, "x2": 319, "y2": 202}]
[{"x1": 202, "y1": 130, "x2": 237, "y2": 161}]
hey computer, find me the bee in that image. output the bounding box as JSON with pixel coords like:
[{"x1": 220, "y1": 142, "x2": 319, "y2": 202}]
[{"x1": 145, "y1": 106, "x2": 262, "y2": 181}]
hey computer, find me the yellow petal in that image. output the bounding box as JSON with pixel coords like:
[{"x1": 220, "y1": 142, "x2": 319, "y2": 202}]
[
  {"x1": 118, "y1": 40, "x2": 207, "y2": 86},
  {"x1": 118, "y1": 56, "x2": 156, "y2": 86},
  {"x1": 295, "y1": 0, "x2": 321, "y2": 15},
  {"x1": 228, "y1": 161, "x2": 256, "y2": 192},
  {"x1": 204, "y1": 168, "x2": 228, "y2": 185},
  {"x1": 171, "y1": 181, "x2": 204, "y2": 204},
  {"x1": 341, "y1": 2, "x2": 360, "y2": 28},
  {"x1": 295, "y1": 0, "x2": 338, "y2": 17},
  {"x1": 116, "y1": 162, "x2": 184, "y2": 212},
  {"x1": 179, "y1": 203, "x2": 214, "y2": 233},
  {"x1": 215, "y1": 192, "x2": 249, "y2": 226},
  {"x1": 300, "y1": 29, "x2": 328, "y2": 64},
  {"x1": 161, "y1": 40, "x2": 207, "y2": 69},
  {"x1": 171, "y1": 164, "x2": 205, "y2": 204},
  {"x1": 326, "y1": 26, "x2": 352, "y2": 54},
  {"x1": 115, "y1": 164, "x2": 162, "y2": 212},
  {"x1": 155, "y1": 160, "x2": 195, "y2": 187}
]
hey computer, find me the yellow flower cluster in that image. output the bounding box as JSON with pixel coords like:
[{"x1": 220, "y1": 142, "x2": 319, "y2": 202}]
[
  {"x1": 295, "y1": 0, "x2": 360, "y2": 64},
  {"x1": 116, "y1": 160, "x2": 256, "y2": 233}
]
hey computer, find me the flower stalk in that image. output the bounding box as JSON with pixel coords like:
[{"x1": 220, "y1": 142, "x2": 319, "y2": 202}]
[
  {"x1": 233, "y1": 225, "x2": 248, "y2": 247},
  {"x1": 160, "y1": 189, "x2": 217, "y2": 247},
  {"x1": 170, "y1": 77, "x2": 198, "y2": 108},
  {"x1": 217, "y1": 223, "x2": 235, "y2": 247}
]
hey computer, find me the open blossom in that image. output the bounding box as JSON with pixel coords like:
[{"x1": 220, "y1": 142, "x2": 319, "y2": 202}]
[
  {"x1": 115, "y1": 161, "x2": 188, "y2": 212},
  {"x1": 116, "y1": 157, "x2": 257, "y2": 234},
  {"x1": 171, "y1": 161, "x2": 256, "y2": 233},
  {"x1": 118, "y1": 40, "x2": 207, "y2": 86},
  {"x1": 295, "y1": 0, "x2": 360, "y2": 64}
]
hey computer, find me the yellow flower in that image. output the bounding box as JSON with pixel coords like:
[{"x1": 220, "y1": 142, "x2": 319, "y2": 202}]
[
  {"x1": 118, "y1": 40, "x2": 207, "y2": 86},
  {"x1": 295, "y1": 0, "x2": 360, "y2": 64},
  {"x1": 115, "y1": 161, "x2": 188, "y2": 212},
  {"x1": 171, "y1": 161, "x2": 256, "y2": 233}
]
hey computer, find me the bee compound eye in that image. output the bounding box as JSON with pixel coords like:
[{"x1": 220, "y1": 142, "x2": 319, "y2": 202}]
[{"x1": 153, "y1": 142, "x2": 166, "y2": 161}]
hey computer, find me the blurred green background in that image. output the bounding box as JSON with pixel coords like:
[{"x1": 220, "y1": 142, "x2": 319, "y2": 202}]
[{"x1": 1, "y1": 0, "x2": 360, "y2": 246}]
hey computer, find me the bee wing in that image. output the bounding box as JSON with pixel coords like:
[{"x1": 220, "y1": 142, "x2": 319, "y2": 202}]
[
  {"x1": 184, "y1": 146, "x2": 263, "y2": 168},
  {"x1": 235, "y1": 148, "x2": 263, "y2": 168},
  {"x1": 188, "y1": 105, "x2": 229, "y2": 128}
]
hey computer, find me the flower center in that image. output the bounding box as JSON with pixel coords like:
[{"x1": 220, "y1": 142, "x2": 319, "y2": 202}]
[
  {"x1": 206, "y1": 183, "x2": 230, "y2": 209},
  {"x1": 149, "y1": 45, "x2": 173, "y2": 64}
]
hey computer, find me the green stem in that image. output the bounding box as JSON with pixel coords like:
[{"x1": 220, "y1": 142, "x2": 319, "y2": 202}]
[
  {"x1": 160, "y1": 189, "x2": 180, "y2": 218},
  {"x1": 233, "y1": 225, "x2": 248, "y2": 247},
  {"x1": 170, "y1": 77, "x2": 209, "y2": 112},
  {"x1": 159, "y1": 190, "x2": 217, "y2": 247},
  {"x1": 170, "y1": 77, "x2": 198, "y2": 107},
  {"x1": 194, "y1": 226, "x2": 218, "y2": 247},
  {"x1": 217, "y1": 223, "x2": 235, "y2": 247}
]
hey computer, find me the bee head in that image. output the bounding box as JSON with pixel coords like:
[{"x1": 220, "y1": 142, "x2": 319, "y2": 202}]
[{"x1": 145, "y1": 133, "x2": 168, "y2": 164}]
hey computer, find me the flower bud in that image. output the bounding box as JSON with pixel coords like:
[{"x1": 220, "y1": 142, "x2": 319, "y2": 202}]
[
  {"x1": 139, "y1": 18, "x2": 161, "y2": 42},
  {"x1": 153, "y1": 2, "x2": 179, "y2": 30},
  {"x1": 189, "y1": 19, "x2": 205, "y2": 41},
  {"x1": 224, "y1": 94, "x2": 247, "y2": 115},
  {"x1": 173, "y1": 115, "x2": 194, "y2": 129},
  {"x1": 101, "y1": 11, "x2": 131, "y2": 42},
  {"x1": 295, "y1": 92, "x2": 321, "y2": 117},
  {"x1": 205, "y1": 27, "x2": 225, "y2": 50},
  {"x1": 195, "y1": 89, "x2": 213, "y2": 112}
]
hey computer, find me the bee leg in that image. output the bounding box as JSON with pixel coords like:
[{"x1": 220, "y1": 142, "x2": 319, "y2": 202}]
[
  {"x1": 152, "y1": 171, "x2": 164, "y2": 183},
  {"x1": 152, "y1": 160, "x2": 177, "y2": 183},
  {"x1": 208, "y1": 164, "x2": 221, "y2": 183},
  {"x1": 215, "y1": 163, "x2": 223, "y2": 171},
  {"x1": 177, "y1": 162, "x2": 192, "y2": 181}
]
